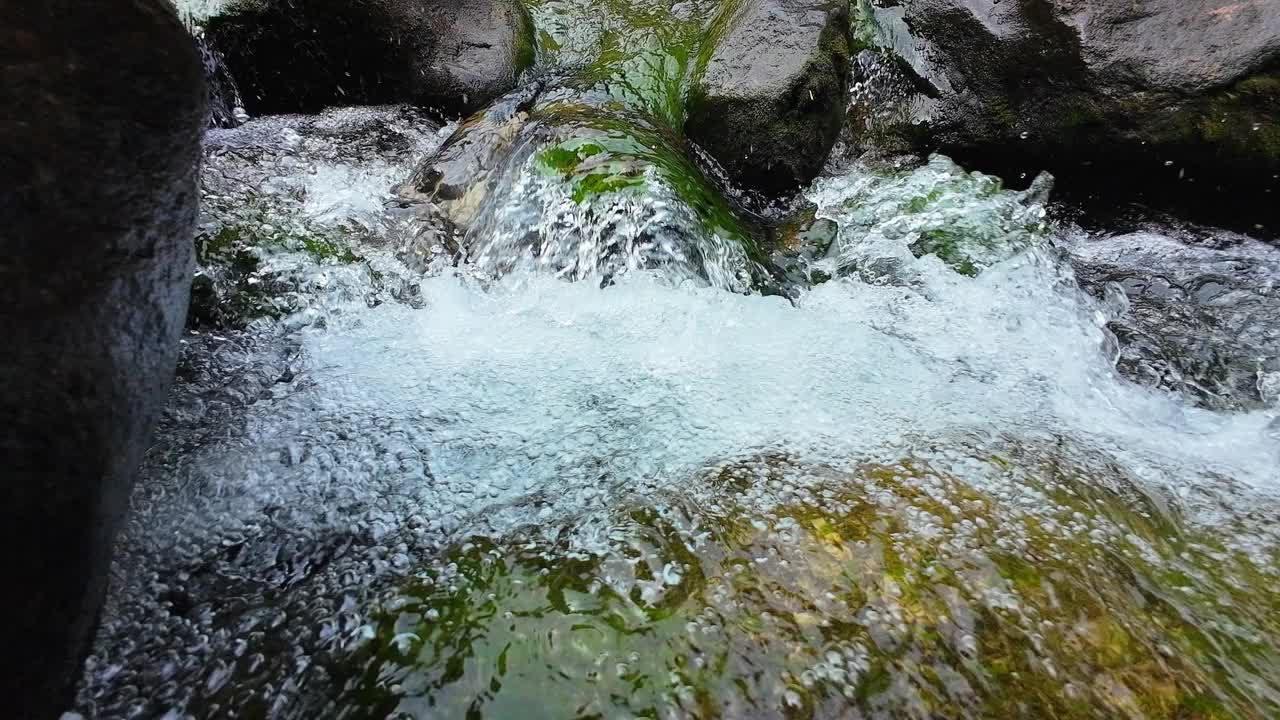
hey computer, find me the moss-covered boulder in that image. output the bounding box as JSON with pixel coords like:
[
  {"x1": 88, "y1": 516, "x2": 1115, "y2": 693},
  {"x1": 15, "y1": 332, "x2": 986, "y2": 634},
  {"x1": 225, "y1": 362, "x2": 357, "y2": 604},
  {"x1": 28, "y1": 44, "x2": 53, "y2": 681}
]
[
  {"x1": 205, "y1": 0, "x2": 536, "y2": 118},
  {"x1": 848, "y1": 0, "x2": 1280, "y2": 230},
  {"x1": 398, "y1": 96, "x2": 771, "y2": 290},
  {"x1": 524, "y1": 0, "x2": 726, "y2": 129},
  {"x1": 343, "y1": 448, "x2": 1280, "y2": 718},
  {"x1": 687, "y1": 0, "x2": 852, "y2": 198},
  {"x1": 808, "y1": 154, "x2": 1054, "y2": 277}
]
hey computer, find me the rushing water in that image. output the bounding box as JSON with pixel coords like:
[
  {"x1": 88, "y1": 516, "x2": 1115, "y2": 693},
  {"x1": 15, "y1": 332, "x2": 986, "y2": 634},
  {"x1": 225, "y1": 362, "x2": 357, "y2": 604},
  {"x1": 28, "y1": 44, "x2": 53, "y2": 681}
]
[{"x1": 71, "y1": 101, "x2": 1280, "y2": 719}]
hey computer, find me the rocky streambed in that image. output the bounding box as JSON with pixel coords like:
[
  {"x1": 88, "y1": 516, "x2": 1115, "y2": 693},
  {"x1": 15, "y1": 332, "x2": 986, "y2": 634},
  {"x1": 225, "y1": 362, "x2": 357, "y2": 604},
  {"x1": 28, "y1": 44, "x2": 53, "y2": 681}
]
[{"x1": 66, "y1": 1, "x2": 1280, "y2": 718}]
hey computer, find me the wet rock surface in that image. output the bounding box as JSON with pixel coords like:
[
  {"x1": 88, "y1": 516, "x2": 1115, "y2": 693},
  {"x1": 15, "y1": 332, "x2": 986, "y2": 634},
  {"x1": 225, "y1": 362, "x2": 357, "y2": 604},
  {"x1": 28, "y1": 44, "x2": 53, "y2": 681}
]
[
  {"x1": 1067, "y1": 220, "x2": 1280, "y2": 412},
  {"x1": 349, "y1": 447, "x2": 1280, "y2": 719},
  {"x1": 847, "y1": 0, "x2": 1280, "y2": 230},
  {"x1": 0, "y1": 0, "x2": 206, "y2": 715},
  {"x1": 191, "y1": 106, "x2": 446, "y2": 330},
  {"x1": 204, "y1": 0, "x2": 536, "y2": 118},
  {"x1": 687, "y1": 0, "x2": 851, "y2": 198},
  {"x1": 398, "y1": 89, "x2": 767, "y2": 290}
]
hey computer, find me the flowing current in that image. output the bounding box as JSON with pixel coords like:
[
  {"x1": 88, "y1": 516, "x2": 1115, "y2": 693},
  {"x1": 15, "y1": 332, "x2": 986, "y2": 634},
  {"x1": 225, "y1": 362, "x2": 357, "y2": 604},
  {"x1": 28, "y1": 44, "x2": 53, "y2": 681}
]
[{"x1": 72, "y1": 106, "x2": 1280, "y2": 719}]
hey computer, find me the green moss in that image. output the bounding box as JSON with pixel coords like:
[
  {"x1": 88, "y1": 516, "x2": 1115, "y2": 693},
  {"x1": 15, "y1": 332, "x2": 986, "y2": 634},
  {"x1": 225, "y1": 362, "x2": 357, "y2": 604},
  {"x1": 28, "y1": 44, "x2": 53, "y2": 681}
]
[
  {"x1": 524, "y1": 0, "x2": 722, "y2": 130},
  {"x1": 1138, "y1": 70, "x2": 1280, "y2": 163},
  {"x1": 849, "y1": 0, "x2": 884, "y2": 55},
  {"x1": 905, "y1": 189, "x2": 944, "y2": 213},
  {"x1": 512, "y1": 1, "x2": 538, "y2": 76},
  {"x1": 530, "y1": 105, "x2": 768, "y2": 269},
  {"x1": 1058, "y1": 98, "x2": 1106, "y2": 132},
  {"x1": 986, "y1": 96, "x2": 1019, "y2": 131},
  {"x1": 572, "y1": 172, "x2": 644, "y2": 203},
  {"x1": 536, "y1": 141, "x2": 607, "y2": 174},
  {"x1": 1235, "y1": 74, "x2": 1280, "y2": 102},
  {"x1": 190, "y1": 202, "x2": 368, "y2": 329}
]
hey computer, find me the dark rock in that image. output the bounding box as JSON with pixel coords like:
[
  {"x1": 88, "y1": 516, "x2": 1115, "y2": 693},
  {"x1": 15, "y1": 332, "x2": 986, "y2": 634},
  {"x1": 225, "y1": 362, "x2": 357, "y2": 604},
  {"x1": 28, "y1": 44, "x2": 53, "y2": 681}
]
[
  {"x1": 399, "y1": 83, "x2": 542, "y2": 228},
  {"x1": 850, "y1": 0, "x2": 1280, "y2": 230},
  {"x1": 0, "y1": 0, "x2": 206, "y2": 716},
  {"x1": 205, "y1": 0, "x2": 537, "y2": 119},
  {"x1": 686, "y1": 0, "x2": 852, "y2": 198}
]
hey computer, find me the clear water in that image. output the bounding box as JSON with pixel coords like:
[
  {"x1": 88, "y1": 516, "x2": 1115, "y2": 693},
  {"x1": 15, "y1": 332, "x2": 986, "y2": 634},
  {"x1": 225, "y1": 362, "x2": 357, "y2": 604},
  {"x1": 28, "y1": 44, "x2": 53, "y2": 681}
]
[{"x1": 71, "y1": 107, "x2": 1280, "y2": 719}]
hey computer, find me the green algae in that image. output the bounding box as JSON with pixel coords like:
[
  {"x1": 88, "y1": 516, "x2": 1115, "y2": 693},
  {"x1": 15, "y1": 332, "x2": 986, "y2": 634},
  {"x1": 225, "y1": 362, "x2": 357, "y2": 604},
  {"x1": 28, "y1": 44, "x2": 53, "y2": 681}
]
[
  {"x1": 190, "y1": 206, "x2": 368, "y2": 329},
  {"x1": 1195, "y1": 72, "x2": 1280, "y2": 161},
  {"x1": 849, "y1": 0, "x2": 886, "y2": 54},
  {"x1": 524, "y1": 0, "x2": 722, "y2": 129},
  {"x1": 512, "y1": 0, "x2": 539, "y2": 79},
  {"x1": 528, "y1": 104, "x2": 768, "y2": 269},
  {"x1": 344, "y1": 449, "x2": 1280, "y2": 719},
  {"x1": 810, "y1": 155, "x2": 1051, "y2": 277}
]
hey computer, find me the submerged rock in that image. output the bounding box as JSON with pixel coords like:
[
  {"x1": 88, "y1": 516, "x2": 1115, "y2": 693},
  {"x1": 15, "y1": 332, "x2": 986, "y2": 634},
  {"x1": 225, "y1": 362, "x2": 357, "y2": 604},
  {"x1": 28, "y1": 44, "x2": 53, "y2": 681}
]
[
  {"x1": 0, "y1": 0, "x2": 206, "y2": 715},
  {"x1": 848, "y1": 0, "x2": 1280, "y2": 229},
  {"x1": 806, "y1": 154, "x2": 1053, "y2": 278},
  {"x1": 204, "y1": 0, "x2": 536, "y2": 118},
  {"x1": 687, "y1": 0, "x2": 851, "y2": 198},
  {"x1": 347, "y1": 448, "x2": 1280, "y2": 719}
]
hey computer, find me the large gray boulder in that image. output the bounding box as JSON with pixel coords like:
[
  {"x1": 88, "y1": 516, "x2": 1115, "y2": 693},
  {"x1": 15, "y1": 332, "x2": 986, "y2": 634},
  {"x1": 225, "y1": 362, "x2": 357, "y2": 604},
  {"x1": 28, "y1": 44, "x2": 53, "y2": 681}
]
[
  {"x1": 850, "y1": 0, "x2": 1280, "y2": 227},
  {"x1": 0, "y1": 0, "x2": 206, "y2": 716},
  {"x1": 687, "y1": 0, "x2": 852, "y2": 198},
  {"x1": 205, "y1": 0, "x2": 537, "y2": 118}
]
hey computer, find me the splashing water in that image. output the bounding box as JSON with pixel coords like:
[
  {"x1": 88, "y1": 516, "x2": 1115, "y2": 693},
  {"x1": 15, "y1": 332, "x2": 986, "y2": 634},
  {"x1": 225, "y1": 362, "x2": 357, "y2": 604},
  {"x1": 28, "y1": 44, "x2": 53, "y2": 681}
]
[
  {"x1": 457, "y1": 120, "x2": 758, "y2": 291},
  {"x1": 74, "y1": 108, "x2": 1280, "y2": 719}
]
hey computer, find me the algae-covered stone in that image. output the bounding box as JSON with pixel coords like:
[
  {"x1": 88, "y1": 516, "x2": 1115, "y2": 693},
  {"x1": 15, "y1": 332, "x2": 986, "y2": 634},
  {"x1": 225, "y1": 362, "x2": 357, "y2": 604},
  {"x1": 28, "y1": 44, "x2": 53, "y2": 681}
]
[
  {"x1": 807, "y1": 154, "x2": 1053, "y2": 277},
  {"x1": 524, "y1": 0, "x2": 725, "y2": 128},
  {"x1": 189, "y1": 214, "x2": 368, "y2": 330},
  {"x1": 345, "y1": 447, "x2": 1280, "y2": 719},
  {"x1": 194, "y1": 106, "x2": 439, "y2": 329},
  {"x1": 399, "y1": 98, "x2": 770, "y2": 290},
  {"x1": 205, "y1": 0, "x2": 536, "y2": 117},
  {"x1": 687, "y1": 0, "x2": 852, "y2": 198}
]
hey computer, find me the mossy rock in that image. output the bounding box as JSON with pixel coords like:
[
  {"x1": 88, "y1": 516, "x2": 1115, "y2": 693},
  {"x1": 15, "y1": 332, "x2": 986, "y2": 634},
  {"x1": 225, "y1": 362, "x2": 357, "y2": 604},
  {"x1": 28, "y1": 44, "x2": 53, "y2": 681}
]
[
  {"x1": 342, "y1": 448, "x2": 1280, "y2": 719},
  {"x1": 403, "y1": 99, "x2": 773, "y2": 290},
  {"x1": 524, "y1": 0, "x2": 723, "y2": 129},
  {"x1": 531, "y1": 104, "x2": 760, "y2": 257},
  {"x1": 1170, "y1": 71, "x2": 1280, "y2": 165},
  {"x1": 189, "y1": 209, "x2": 369, "y2": 330},
  {"x1": 809, "y1": 154, "x2": 1053, "y2": 277}
]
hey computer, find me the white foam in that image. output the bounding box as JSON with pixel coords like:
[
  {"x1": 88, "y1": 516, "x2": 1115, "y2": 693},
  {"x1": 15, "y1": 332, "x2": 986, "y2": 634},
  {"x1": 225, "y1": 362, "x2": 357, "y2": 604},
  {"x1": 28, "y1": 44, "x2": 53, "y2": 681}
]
[{"x1": 171, "y1": 0, "x2": 228, "y2": 23}]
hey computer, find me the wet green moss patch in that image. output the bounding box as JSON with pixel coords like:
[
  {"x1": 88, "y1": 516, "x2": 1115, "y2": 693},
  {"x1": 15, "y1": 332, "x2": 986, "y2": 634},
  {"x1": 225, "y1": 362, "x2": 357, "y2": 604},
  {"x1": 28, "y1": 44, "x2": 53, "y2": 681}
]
[{"x1": 190, "y1": 205, "x2": 370, "y2": 329}]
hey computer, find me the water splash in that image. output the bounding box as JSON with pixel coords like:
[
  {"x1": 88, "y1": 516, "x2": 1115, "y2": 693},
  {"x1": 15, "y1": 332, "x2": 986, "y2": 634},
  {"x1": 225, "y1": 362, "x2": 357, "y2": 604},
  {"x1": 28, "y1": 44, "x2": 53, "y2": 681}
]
[
  {"x1": 808, "y1": 154, "x2": 1053, "y2": 278},
  {"x1": 1067, "y1": 224, "x2": 1280, "y2": 411},
  {"x1": 74, "y1": 107, "x2": 1280, "y2": 719},
  {"x1": 463, "y1": 134, "x2": 755, "y2": 291}
]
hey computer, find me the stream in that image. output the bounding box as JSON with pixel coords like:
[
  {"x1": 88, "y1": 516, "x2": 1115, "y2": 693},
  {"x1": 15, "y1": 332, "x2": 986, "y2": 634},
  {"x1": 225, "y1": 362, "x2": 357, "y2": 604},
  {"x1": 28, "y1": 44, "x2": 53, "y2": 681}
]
[{"x1": 71, "y1": 4, "x2": 1280, "y2": 718}]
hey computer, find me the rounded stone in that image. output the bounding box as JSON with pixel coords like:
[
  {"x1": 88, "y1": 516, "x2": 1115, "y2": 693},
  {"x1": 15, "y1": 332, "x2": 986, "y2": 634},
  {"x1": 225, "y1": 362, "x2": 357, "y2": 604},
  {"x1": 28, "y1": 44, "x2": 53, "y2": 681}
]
[
  {"x1": 0, "y1": 0, "x2": 206, "y2": 715},
  {"x1": 205, "y1": 0, "x2": 537, "y2": 118}
]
